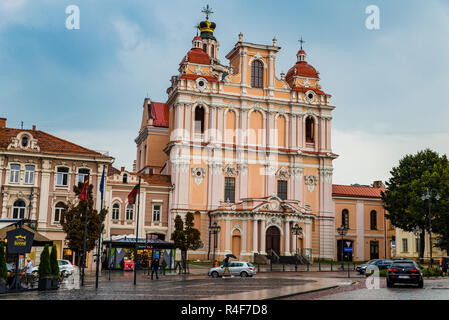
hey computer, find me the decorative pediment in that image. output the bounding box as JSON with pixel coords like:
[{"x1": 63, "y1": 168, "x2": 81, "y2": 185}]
[
  {"x1": 7, "y1": 132, "x2": 40, "y2": 152},
  {"x1": 222, "y1": 163, "x2": 238, "y2": 177},
  {"x1": 276, "y1": 167, "x2": 290, "y2": 180}
]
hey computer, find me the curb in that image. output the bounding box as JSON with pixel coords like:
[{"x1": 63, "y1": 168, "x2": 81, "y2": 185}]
[{"x1": 266, "y1": 281, "x2": 358, "y2": 300}]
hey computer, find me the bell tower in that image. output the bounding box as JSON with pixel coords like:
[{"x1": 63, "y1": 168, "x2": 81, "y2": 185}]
[{"x1": 198, "y1": 5, "x2": 219, "y2": 63}]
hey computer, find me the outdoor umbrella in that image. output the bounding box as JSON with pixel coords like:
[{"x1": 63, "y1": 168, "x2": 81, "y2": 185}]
[{"x1": 226, "y1": 254, "x2": 237, "y2": 259}]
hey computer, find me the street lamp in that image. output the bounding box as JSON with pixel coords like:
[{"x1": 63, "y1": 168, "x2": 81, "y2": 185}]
[
  {"x1": 337, "y1": 224, "x2": 348, "y2": 270},
  {"x1": 292, "y1": 224, "x2": 303, "y2": 271},
  {"x1": 421, "y1": 188, "x2": 440, "y2": 268},
  {"x1": 209, "y1": 222, "x2": 221, "y2": 267}
]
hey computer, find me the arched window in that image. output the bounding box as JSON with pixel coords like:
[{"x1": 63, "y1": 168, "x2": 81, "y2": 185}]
[
  {"x1": 370, "y1": 210, "x2": 377, "y2": 230},
  {"x1": 54, "y1": 202, "x2": 66, "y2": 223},
  {"x1": 21, "y1": 136, "x2": 28, "y2": 147},
  {"x1": 211, "y1": 44, "x2": 215, "y2": 58},
  {"x1": 342, "y1": 209, "x2": 349, "y2": 229},
  {"x1": 194, "y1": 106, "x2": 205, "y2": 134},
  {"x1": 305, "y1": 116, "x2": 315, "y2": 143},
  {"x1": 126, "y1": 204, "x2": 134, "y2": 221},
  {"x1": 203, "y1": 43, "x2": 207, "y2": 53},
  {"x1": 123, "y1": 174, "x2": 128, "y2": 184},
  {"x1": 13, "y1": 199, "x2": 26, "y2": 219},
  {"x1": 112, "y1": 203, "x2": 120, "y2": 220},
  {"x1": 251, "y1": 60, "x2": 263, "y2": 88}
]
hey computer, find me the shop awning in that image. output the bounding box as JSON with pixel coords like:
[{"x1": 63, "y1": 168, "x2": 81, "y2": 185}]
[
  {"x1": 102, "y1": 235, "x2": 174, "y2": 249},
  {"x1": 0, "y1": 223, "x2": 53, "y2": 247}
]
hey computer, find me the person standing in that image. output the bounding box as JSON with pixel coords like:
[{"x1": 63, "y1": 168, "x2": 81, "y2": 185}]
[
  {"x1": 25, "y1": 259, "x2": 34, "y2": 288},
  {"x1": 151, "y1": 258, "x2": 159, "y2": 280},
  {"x1": 442, "y1": 257, "x2": 448, "y2": 276},
  {"x1": 160, "y1": 259, "x2": 167, "y2": 276}
]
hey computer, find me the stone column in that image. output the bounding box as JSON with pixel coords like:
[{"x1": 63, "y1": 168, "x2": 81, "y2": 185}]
[
  {"x1": 252, "y1": 219, "x2": 258, "y2": 253},
  {"x1": 241, "y1": 220, "x2": 247, "y2": 255},
  {"x1": 260, "y1": 219, "x2": 266, "y2": 254},
  {"x1": 305, "y1": 221, "x2": 311, "y2": 250},
  {"x1": 38, "y1": 160, "x2": 52, "y2": 228},
  {"x1": 284, "y1": 220, "x2": 291, "y2": 255},
  {"x1": 184, "y1": 103, "x2": 192, "y2": 141},
  {"x1": 225, "y1": 219, "x2": 231, "y2": 253},
  {"x1": 1, "y1": 192, "x2": 8, "y2": 218}
]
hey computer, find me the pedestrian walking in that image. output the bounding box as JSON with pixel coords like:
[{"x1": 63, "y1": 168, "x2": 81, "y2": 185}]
[
  {"x1": 151, "y1": 258, "x2": 160, "y2": 280},
  {"x1": 25, "y1": 259, "x2": 34, "y2": 288},
  {"x1": 222, "y1": 256, "x2": 233, "y2": 278},
  {"x1": 160, "y1": 259, "x2": 167, "y2": 276},
  {"x1": 441, "y1": 257, "x2": 448, "y2": 276}
]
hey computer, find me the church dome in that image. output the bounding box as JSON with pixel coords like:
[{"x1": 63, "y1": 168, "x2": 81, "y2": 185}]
[
  {"x1": 184, "y1": 36, "x2": 211, "y2": 65},
  {"x1": 285, "y1": 49, "x2": 319, "y2": 80}
]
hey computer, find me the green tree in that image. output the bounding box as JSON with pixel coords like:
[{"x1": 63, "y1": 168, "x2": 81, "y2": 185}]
[
  {"x1": 60, "y1": 182, "x2": 108, "y2": 266},
  {"x1": 0, "y1": 243, "x2": 7, "y2": 281},
  {"x1": 38, "y1": 244, "x2": 51, "y2": 278},
  {"x1": 170, "y1": 213, "x2": 201, "y2": 268},
  {"x1": 382, "y1": 149, "x2": 449, "y2": 260},
  {"x1": 50, "y1": 245, "x2": 59, "y2": 277}
]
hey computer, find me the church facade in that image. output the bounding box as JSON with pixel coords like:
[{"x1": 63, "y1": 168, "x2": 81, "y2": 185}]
[{"x1": 136, "y1": 11, "x2": 337, "y2": 262}]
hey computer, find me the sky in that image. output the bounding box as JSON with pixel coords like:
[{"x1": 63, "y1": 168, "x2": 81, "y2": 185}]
[{"x1": 1, "y1": 0, "x2": 448, "y2": 185}]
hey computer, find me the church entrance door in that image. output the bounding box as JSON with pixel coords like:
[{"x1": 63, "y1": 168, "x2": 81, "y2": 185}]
[{"x1": 266, "y1": 226, "x2": 281, "y2": 256}]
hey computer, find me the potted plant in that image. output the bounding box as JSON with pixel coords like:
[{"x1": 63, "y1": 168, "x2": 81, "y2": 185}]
[
  {"x1": 49, "y1": 245, "x2": 59, "y2": 289},
  {"x1": 0, "y1": 243, "x2": 7, "y2": 294},
  {"x1": 38, "y1": 244, "x2": 52, "y2": 291}
]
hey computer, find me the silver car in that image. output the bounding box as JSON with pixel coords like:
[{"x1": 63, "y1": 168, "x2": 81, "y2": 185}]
[{"x1": 208, "y1": 261, "x2": 256, "y2": 278}]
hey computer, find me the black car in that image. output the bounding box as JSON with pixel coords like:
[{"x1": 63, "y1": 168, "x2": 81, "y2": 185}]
[
  {"x1": 387, "y1": 260, "x2": 423, "y2": 288},
  {"x1": 356, "y1": 259, "x2": 393, "y2": 274}
]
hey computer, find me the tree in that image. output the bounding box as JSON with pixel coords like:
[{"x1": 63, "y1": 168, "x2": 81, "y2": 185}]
[
  {"x1": 60, "y1": 182, "x2": 108, "y2": 266},
  {"x1": 171, "y1": 213, "x2": 201, "y2": 270},
  {"x1": 50, "y1": 245, "x2": 59, "y2": 278},
  {"x1": 38, "y1": 244, "x2": 51, "y2": 278},
  {"x1": 382, "y1": 149, "x2": 449, "y2": 260},
  {"x1": 0, "y1": 243, "x2": 7, "y2": 281}
]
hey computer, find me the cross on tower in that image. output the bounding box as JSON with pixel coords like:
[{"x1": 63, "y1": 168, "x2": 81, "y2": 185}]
[
  {"x1": 299, "y1": 36, "x2": 305, "y2": 50},
  {"x1": 202, "y1": 4, "x2": 214, "y2": 20}
]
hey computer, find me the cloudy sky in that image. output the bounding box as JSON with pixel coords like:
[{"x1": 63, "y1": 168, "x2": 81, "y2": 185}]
[{"x1": 1, "y1": 0, "x2": 448, "y2": 185}]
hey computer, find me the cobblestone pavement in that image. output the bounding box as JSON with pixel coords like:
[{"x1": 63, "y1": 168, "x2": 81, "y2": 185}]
[{"x1": 0, "y1": 270, "x2": 347, "y2": 300}]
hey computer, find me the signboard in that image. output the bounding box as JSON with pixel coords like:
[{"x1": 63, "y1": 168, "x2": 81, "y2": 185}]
[
  {"x1": 391, "y1": 241, "x2": 396, "y2": 249},
  {"x1": 344, "y1": 247, "x2": 353, "y2": 252},
  {"x1": 6, "y1": 228, "x2": 34, "y2": 254}
]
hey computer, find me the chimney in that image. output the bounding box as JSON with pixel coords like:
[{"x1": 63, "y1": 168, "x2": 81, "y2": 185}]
[
  {"x1": 0, "y1": 118, "x2": 6, "y2": 128},
  {"x1": 32, "y1": 125, "x2": 36, "y2": 131},
  {"x1": 373, "y1": 181, "x2": 384, "y2": 188},
  {"x1": 121, "y1": 166, "x2": 125, "y2": 172}
]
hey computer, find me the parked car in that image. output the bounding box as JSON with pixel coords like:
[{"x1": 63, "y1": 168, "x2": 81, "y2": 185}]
[
  {"x1": 356, "y1": 259, "x2": 393, "y2": 274},
  {"x1": 387, "y1": 260, "x2": 423, "y2": 288},
  {"x1": 208, "y1": 261, "x2": 256, "y2": 278},
  {"x1": 32, "y1": 259, "x2": 75, "y2": 276}
]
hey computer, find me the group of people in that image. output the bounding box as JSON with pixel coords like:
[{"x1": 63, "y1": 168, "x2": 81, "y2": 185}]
[{"x1": 6, "y1": 259, "x2": 35, "y2": 289}]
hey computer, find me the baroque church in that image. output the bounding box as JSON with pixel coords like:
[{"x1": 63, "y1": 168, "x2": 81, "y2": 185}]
[{"x1": 135, "y1": 8, "x2": 337, "y2": 262}]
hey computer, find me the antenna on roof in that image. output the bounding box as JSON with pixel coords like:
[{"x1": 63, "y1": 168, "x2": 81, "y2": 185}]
[{"x1": 21, "y1": 121, "x2": 23, "y2": 129}]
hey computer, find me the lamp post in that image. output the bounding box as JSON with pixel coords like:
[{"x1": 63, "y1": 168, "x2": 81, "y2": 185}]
[
  {"x1": 337, "y1": 224, "x2": 348, "y2": 270},
  {"x1": 208, "y1": 222, "x2": 221, "y2": 267},
  {"x1": 292, "y1": 224, "x2": 303, "y2": 271},
  {"x1": 421, "y1": 188, "x2": 440, "y2": 268}
]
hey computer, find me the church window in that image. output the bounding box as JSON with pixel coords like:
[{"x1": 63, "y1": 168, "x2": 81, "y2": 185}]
[
  {"x1": 211, "y1": 45, "x2": 215, "y2": 58},
  {"x1": 194, "y1": 106, "x2": 205, "y2": 134},
  {"x1": 277, "y1": 180, "x2": 288, "y2": 200},
  {"x1": 203, "y1": 43, "x2": 207, "y2": 53},
  {"x1": 305, "y1": 116, "x2": 315, "y2": 143},
  {"x1": 251, "y1": 60, "x2": 263, "y2": 88},
  {"x1": 342, "y1": 209, "x2": 349, "y2": 229},
  {"x1": 224, "y1": 177, "x2": 235, "y2": 203}
]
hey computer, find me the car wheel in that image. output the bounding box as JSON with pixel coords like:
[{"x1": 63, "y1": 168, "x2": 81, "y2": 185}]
[
  {"x1": 418, "y1": 279, "x2": 424, "y2": 288},
  {"x1": 240, "y1": 271, "x2": 248, "y2": 278},
  {"x1": 211, "y1": 271, "x2": 219, "y2": 278}
]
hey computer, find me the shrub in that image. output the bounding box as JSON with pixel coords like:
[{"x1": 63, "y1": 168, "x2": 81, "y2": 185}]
[
  {"x1": 38, "y1": 244, "x2": 51, "y2": 278},
  {"x1": 0, "y1": 243, "x2": 7, "y2": 281},
  {"x1": 50, "y1": 245, "x2": 59, "y2": 278},
  {"x1": 422, "y1": 267, "x2": 443, "y2": 277},
  {"x1": 365, "y1": 269, "x2": 387, "y2": 277}
]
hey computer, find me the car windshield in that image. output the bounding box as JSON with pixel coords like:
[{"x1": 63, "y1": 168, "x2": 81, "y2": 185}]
[{"x1": 367, "y1": 260, "x2": 378, "y2": 264}]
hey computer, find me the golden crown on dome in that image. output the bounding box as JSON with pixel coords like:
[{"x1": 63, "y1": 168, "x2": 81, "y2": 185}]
[{"x1": 198, "y1": 5, "x2": 216, "y2": 39}]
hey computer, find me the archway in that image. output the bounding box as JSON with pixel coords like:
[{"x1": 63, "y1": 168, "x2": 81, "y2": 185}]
[
  {"x1": 266, "y1": 226, "x2": 281, "y2": 256},
  {"x1": 231, "y1": 229, "x2": 241, "y2": 260}
]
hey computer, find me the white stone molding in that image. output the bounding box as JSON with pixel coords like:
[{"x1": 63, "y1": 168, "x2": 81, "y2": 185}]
[
  {"x1": 222, "y1": 163, "x2": 238, "y2": 177},
  {"x1": 191, "y1": 166, "x2": 206, "y2": 185},
  {"x1": 276, "y1": 167, "x2": 291, "y2": 180},
  {"x1": 248, "y1": 52, "x2": 267, "y2": 69},
  {"x1": 304, "y1": 174, "x2": 318, "y2": 192},
  {"x1": 320, "y1": 168, "x2": 333, "y2": 183}
]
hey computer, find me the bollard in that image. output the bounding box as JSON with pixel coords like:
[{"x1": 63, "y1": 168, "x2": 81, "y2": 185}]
[
  {"x1": 331, "y1": 263, "x2": 333, "y2": 272},
  {"x1": 347, "y1": 263, "x2": 350, "y2": 278},
  {"x1": 307, "y1": 263, "x2": 309, "y2": 272},
  {"x1": 319, "y1": 261, "x2": 321, "y2": 272}
]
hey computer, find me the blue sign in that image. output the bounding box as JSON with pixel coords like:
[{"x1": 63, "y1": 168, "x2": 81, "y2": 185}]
[{"x1": 344, "y1": 247, "x2": 353, "y2": 252}]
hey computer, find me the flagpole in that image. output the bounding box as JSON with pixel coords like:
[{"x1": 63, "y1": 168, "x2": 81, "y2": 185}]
[
  {"x1": 95, "y1": 165, "x2": 105, "y2": 289},
  {"x1": 134, "y1": 175, "x2": 141, "y2": 286},
  {"x1": 81, "y1": 176, "x2": 89, "y2": 287}
]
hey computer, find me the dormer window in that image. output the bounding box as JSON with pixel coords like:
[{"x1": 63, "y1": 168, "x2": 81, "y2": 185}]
[
  {"x1": 251, "y1": 60, "x2": 263, "y2": 88},
  {"x1": 21, "y1": 136, "x2": 29, "y2": 147},
  {"x1": 123, "y1": 173, "x2": 128, "y2": 184}
]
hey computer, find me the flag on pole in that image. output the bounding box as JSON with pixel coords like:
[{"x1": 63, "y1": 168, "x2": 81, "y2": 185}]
[
  {"x1": 80, "y1": 175, "x2": 89, "y2": 201},
  {"x1": 128, "y1": 183, "x2": 140, "y2": 205},
  {"x1": 99, "y1": 166, "x2": 105, "y2": 201}
]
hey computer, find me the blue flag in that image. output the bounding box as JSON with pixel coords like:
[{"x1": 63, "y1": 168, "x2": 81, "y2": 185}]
[{"x1": 99, "y1": 166, "x2": 105, "y2": 201}]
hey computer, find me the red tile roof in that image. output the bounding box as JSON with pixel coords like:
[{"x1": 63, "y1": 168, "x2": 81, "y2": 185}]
[
  {"x1": 286, "y1": 61, "x2": 319, "y2": 80},
  {"x1": 332, "y1": 184, "x2": 386, "y2": 199},
  {"x1": 185, "y1": 48, "x2": 211, "y2": 65},
  {"x1": 149, "y1": 102, "x2": 169, "y2": 127},
  {"x1": 179, "y1": 74, "x2": 218, "y2": 83},
  {"x1": 0, "y1": 128, "x2": 109, "y2": 157},
  {"x1": 141, "y1": 173, "x2": 172, "y2": 186},
  {"x1": 107, "y1": 164, "x2": 121, "y2": 176}
]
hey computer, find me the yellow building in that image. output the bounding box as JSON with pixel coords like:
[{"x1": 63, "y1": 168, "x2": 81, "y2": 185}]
[
  {"x1": 395, "y1": 228, "x2": 446, "y2": 263},
  {"x1": 136, "y1": 9, "x2": 337, "y2": 262}
]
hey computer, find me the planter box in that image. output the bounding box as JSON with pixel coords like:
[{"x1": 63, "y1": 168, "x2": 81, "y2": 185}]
[
  {"x1": 51, "y1": 278, "x2": 59, "y2": 290},
  {"x1": 0, "y1": 283, "x2": 6, "y2": 294},
  {"x1": 38, "y1": 278, "x2": 52, "y2": 291}
]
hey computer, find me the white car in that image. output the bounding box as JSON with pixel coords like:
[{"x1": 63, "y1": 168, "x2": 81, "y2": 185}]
[
  {"x1": 32, "y1": 259, "x2": 75, "y2": 276},
  {"x1": 208, "y1": 261, "x2": 256, "y2": 278}
]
